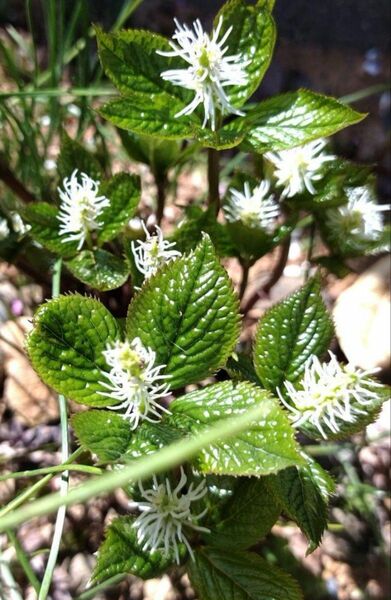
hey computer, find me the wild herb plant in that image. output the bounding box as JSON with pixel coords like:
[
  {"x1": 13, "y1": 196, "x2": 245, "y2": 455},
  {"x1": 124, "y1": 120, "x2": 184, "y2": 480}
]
[{"x1": 0, "y1": 1, "x2": 390, "y2": 598}]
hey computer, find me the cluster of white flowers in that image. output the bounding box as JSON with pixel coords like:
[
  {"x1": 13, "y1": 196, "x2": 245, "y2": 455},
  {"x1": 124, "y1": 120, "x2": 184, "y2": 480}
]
[
  {"x1": 98, "y1": 337, "x2": 171, "y2": 430},
  {"x1": 131, "y1": 222, "x2": 181, "y2": 279},
  {"x1": 158, "y1": 17, "x2": 249, "y2": 130},
  {"x1": 130, "y1": 468, "x2": 209, "y2": 563},
  {"x1": 265, "y1": 139, "x2": 334, "y2": 198},
  {"x1": 326, "y1": 186, "x2": 390, "y2": 243},
  {"x1": 278, "y1": 352, "x2": 382, "y2": 439},
  {"x1": 224, "y1": 180, "x2": 280, "y2": 230},
  {"x1": 57, "y1": 170, "x2": 109, "y2": 250}
]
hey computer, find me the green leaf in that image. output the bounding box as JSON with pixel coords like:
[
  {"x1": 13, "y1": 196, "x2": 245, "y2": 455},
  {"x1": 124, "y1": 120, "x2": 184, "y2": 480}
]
[
  {"x1": 188, "y1": 548, "x2": 303, "y2": 600},
  {"x1": 96, "y1": 27, "x2": 199, "y2": 139},
  {"x1": 97, "y1": 172, "x2": 141, "y2": 243},
  {"x1": 22, "y1": 202, "x2": 78, "y2": 258},
  {"x1": 254, "y1": 276, "x2": 334, "y2": 390},
  {"x1": 123, "y1": 420, "x2": 184, "y2": 460},
  {"x1": 65, "y1": 249, "x2": 129, "y2": 291},
  {"x1": 119, "y1": 129, "x2": 182, "y2": 173},
  {"x1": 27, "y1": 294, "x2": 121, "y2": 406},
  {"x1": 225, "y1": 353, "x2": 262, "y2": 385},
  {"x1": 207, "y1": 477, "x2": 281, "y2": 549},
  {"x1": 171, "y1": 206, "x2": 237, "y2": 257},
  {"x1": 95, "y1": 27, "x2": 190, "y2": 105},
  {"x1": 71, "y1": 410, "x2": 132, "y2": 463},
  {"x1": 92, "y1": 516, "x2": 175, "y2": 583},
  {"x1": 239, "y1": 90, "x2": 366, "y2": 153},
  {"x1": 126, "y1": 234, "x2": 240, "y2": 389},
  {"x1": 214, "y1": 0, "x2": 276, "y2": 107},
  {"x1": 100, "y1": 97, "x2": 196, "y2": 139},
  {"x1": 58, "y1": 132, "x2": 102, "y2": 181},
  {"x1": 170, "y1": 381, "x2": 303, "y2": 476},
  {"x1": 269, "y1": 456, "x2": 335, "y2": 553}
]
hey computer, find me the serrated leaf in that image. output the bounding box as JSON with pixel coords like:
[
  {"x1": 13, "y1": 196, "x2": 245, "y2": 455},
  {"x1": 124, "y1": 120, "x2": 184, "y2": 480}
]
[
  {"x1": 97, "y1": 172, "x2": 141, "y2": 242},
  {"x1": 254, "y1": 277, "x2": 334, "y2": 390},
  {"x1": 92, "y1": 516, "x2": 175, "y2": 583},
  {"x1": 238, "y1": 90, "x2": 365, "y2": 153},
  {"x1": 22, "y1": 202, "x2": 78, "y2": 258},
  {"x1": 170, "y1": 381, "x2": 303, "y2": 476},
  {"x1": 126, "y1": 234, "x2": 240, "y2": 389},
  {"x1": 207, "y1": 477, "x2": 281, "y2": 549},
  {"x1": 27, "y1": 295, "x2": 121, "y2": 406},
  {"x1": 58, "y1": 132, "x2": 102, "y2": 181},
  {"x1": 225, "y1": 353, "x2": 262, "y2": 385},
  {"x1": 71, "y1": 410, "x2": 132, "y2": 463},
  {"x1": 214, "y1": 0, "x2": 276, "y2": 107},
  {"x1": 188, "y1": 548, "x2": 303, "y2": 600},
  {"x1": 100, "y1": 97, "x2": 197, "y2": 139},
  {"x1": 269, "y1": 455, "x2": 335, "y2": 553},
  {"x1": 66, "y1": 249, "x2": 129, "y2": 291},
  {"x1": 123, "y1": 420, "x2": 184, "y2": 460},
  {"x1": 96, "y1": 27, "x2": 190, "y2": 105}
]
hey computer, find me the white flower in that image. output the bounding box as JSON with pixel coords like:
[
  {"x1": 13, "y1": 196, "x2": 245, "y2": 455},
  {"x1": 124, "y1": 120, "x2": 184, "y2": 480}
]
[
  {"x1": 98, "y1": 337, "x2": 171, "y2": 430},
  {"x1": 224, "y1": 180, "x2": 280, "y2": 230},
  {"x1": 158, "y1": 17, "x2": 249, "y2": 130},
  {"x1": 326, "y1": 186, "x2": 390, "y2": 242},
  {"x1": 278, "y1": 352, "x2": 383, "y2": 439},
  {"x1": 130, "y1": 467, "x2": 210, "y2": 563},
  {"x1": 10, "y1": 212, "x2": 30, "y2": 236},
  {"x1": 57, "y1": 169, "x2": 110, "y2": 250},
  {"x1": 131, "y1": 222, "x2": 181, "y2": 279},
  {"x1": 0, "y1": 218, "x2": 10, "y2": 241},
  {"x1": 265, "y1": 139, "x2": 334, "y2": 198}
]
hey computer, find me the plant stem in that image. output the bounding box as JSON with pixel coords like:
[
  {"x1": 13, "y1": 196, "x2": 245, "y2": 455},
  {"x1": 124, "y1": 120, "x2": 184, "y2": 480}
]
[
  {"x1": 39, "y1": 258, "x2": 69, "y2": 600},
  {"x1": 0, "y1": 158, "x2": 37, "y2": 204},
  {"x1": 304, "y1": 221, "x2": 316, "y2": 281},
  {"x1": 239, "y1": 260, "x2": 250, "y2": 301},
  {"x1": 207, "y1": 148, "x2": 220, "y2": 215},
  {"x1": 241, "y1": 236, "x2": 291, "y2": 314},
  {"x1": 0, "y1": 549, "x2": 23, "y2": 600},
  {"x1": 0, "y1": 464, "x2": 101, "y2": 482},
  {"x1": 0, "y1": 449, "x2": 83, "y2": 519},
  {"x1": 6, "y1": 529, "x2": 40, "y2": 595},
  {"x1": 155, "y1": 173, "x2": 167, "y2": 226}
]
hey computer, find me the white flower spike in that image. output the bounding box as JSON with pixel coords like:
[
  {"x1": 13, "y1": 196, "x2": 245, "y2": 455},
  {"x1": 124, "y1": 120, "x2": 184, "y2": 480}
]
[
  {"x1": 0, "y1": 218, "x2": 10, "y2": 241},
  {"x1": 130, "y1": 467, "x2": 210, "y2": 564},
  {"x1": 57, "y1": 169, "x2": 109, "y2": 250},
  {"x1": 98, "y1": 337, "x2": 171, "y2": 430},
  {"x1": 131, "y1": 222, "x2": 181, "y2": 279},
  {"x1": 224, "y1": 180, "x2": 280, "y2": 230},
  {"x1": 326, "y1": 186, "x2": 390, "y2": 242},
  {"x1": 278, "y1": 352, "x2": 383, "y2": 439},
  {"x1": 265, "y1": 139, "x2": 334, "y2": 198},
  {"x1": 158, "y1": 17, "x2": 249, "y2": 130}
]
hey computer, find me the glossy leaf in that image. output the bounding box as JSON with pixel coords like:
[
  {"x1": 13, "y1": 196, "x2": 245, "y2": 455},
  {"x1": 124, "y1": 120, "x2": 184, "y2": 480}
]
[
  {"x1": 254, "y1": 277, "x2": 334, "y2": 390},
  {"x1": 71, "y1": 410, "x2": 132, "y2": 463},
  {"x1": 66, "y1": 249, "x2": 129, "y2": 291},
  {"x1": 238, "y1": 90, "x2": 365, "y2": 153},
  {"x1": 214, "y1": 0, "x2": 276, "y2": 107},
  {"x1": 22, "y1": 202, "x2": 78, "y2": 258},
  {"x1": 188, "y1": 548, "x2": 303, "y2": 600},
  {"x1": 92, "y1": 516, "x2": 175, "y2": 583},
  {"x1": 126, "y1": 234, "x2": 240, "y2": 389},
  {"x1": 270, "y1": 456, "x2": 335, "y2": 553},
  {"x1": 170, "y1": 381, "x2": 303, "y2": 476},
  {"x1": 58, "y1": 132, "x2": 102, "y2": 181},
  {"x1": 207, "y1": 477, "x2": 281, "y2": 549},
  {"x1": 27, "y1": 295, "x2": 121, "y2": 406},
  {"x1": 96, "y1": 172, "x2": 141, "y2": 242}
]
